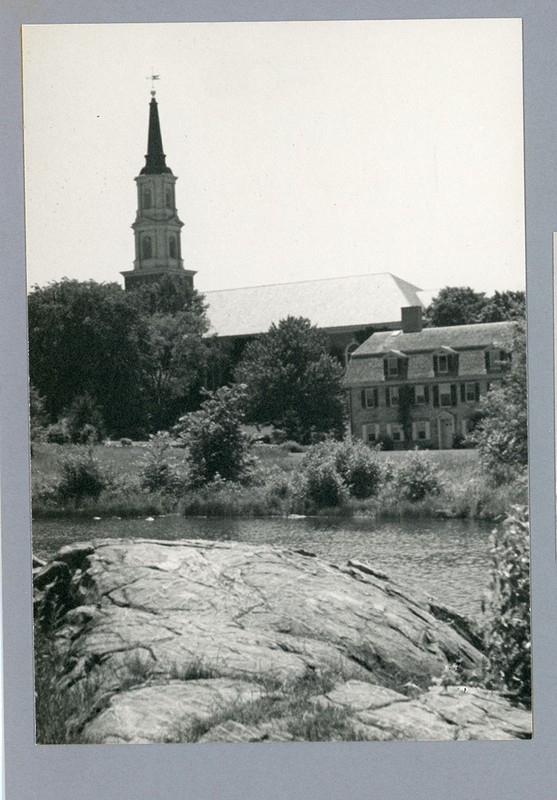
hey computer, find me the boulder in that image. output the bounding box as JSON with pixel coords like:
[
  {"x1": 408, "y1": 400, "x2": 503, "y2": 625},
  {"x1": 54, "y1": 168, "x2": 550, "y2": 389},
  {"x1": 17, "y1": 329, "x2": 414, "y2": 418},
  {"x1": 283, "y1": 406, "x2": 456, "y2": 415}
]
[{"x1": 34, "y1": 538, "x2": 531, "y2": 744}]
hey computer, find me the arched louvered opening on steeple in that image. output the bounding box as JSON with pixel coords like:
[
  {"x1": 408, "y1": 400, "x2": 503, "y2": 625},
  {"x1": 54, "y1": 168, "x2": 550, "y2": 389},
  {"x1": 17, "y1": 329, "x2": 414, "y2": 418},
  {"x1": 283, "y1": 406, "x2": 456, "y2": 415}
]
[
  {"x1": 169, "y1": 236, "x2": 177, "y2": 259},
  {"x1": 142, "y1": 236, "x2": 152, "y2": 260}
]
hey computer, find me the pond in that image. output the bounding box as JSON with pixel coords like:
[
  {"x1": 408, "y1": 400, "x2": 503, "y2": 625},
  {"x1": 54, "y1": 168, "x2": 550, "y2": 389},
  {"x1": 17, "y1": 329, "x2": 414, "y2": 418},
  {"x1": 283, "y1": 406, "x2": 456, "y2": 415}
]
[{"x1": 33, "y1": 514, "x2": 494, "y2": 620}]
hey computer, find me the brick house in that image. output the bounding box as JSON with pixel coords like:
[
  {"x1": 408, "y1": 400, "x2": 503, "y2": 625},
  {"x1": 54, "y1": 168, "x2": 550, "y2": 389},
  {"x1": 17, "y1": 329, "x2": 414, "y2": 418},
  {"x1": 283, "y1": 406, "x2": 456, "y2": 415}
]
[{"x1": 343, "y1": 307, "x2": 516, "y2": 449}]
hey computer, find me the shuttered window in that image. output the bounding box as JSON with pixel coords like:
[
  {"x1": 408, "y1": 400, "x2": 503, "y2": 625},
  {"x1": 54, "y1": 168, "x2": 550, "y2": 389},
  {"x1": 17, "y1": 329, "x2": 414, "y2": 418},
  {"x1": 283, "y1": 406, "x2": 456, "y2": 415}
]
[
  {"x1": 439, "y1": 384, "x2": 457, "y2": 407},
  {"x1": 386, "y1": 386, "x2": 399, "y2": 406}
]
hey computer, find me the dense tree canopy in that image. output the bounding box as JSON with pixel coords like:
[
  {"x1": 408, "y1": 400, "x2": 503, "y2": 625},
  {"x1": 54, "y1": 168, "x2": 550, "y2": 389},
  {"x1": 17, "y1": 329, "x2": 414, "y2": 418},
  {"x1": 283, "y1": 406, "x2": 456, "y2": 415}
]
[
  {"x1": 28, "y1": 278, "x2": 210, "y2": 437},
  {"x1": 425, "y1": 287, "x2": 525, "y2": 327},
  {"x1": 141, "y1": 309, "x2": 210, "y2": 431},
  {"x1": 28, "y1": 280, "x2": 148, "y2": 435},
  {"x1": 472, "y1": 321, "x2": 527, "y2": 481},
  {"x1": 234, "y1": 316, "x2": 345, "y2": 443}
]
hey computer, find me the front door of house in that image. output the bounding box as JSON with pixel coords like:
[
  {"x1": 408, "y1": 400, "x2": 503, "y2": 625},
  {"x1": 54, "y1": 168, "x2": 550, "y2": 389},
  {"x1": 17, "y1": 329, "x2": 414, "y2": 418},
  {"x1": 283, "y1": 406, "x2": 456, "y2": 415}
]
[{"x1": 437, "y1": 415, "x2": 455, "y2": 449}]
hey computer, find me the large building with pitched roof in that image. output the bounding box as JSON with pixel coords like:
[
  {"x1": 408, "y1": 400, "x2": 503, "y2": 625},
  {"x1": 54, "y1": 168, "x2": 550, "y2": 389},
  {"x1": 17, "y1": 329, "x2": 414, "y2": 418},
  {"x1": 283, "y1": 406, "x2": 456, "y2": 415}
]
[{"x1": 343, "y1": 307, "x2": 515, "y2": 449}]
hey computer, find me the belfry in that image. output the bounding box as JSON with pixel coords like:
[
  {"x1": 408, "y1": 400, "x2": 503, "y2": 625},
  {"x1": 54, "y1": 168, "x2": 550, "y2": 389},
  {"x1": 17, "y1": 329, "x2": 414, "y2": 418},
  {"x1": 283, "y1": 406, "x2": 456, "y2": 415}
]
[{"x1": 121, "y1": 90, "x2": 195, "y2": 291}]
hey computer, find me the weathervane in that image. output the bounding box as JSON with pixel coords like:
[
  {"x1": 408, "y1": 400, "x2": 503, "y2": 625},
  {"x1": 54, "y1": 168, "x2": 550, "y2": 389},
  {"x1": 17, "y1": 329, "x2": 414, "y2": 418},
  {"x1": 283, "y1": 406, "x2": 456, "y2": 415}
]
[{"x1": 147, "y1": 71, "x2": 160, "y2": 96}]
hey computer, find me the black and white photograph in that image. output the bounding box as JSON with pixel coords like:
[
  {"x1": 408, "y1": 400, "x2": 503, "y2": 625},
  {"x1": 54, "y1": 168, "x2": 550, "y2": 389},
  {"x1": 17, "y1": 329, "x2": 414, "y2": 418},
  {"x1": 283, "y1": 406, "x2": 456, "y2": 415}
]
[{"x1": 23, "y1": 19, "x2": 531, "y2": 745}]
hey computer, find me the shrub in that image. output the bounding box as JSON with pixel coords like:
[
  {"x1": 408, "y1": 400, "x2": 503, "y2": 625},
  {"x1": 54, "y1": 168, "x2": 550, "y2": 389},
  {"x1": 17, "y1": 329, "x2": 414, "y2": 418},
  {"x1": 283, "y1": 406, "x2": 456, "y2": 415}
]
[
  {"x1": 140, "y1": 432, "x2": 182, "y2": 493},
  {"x1": 393, "y1": 451, "x2": 442, "y2": 502},
  {"x1": 482, "y1": 506, "x2": 531, "y2": 707},
  {"x1": 304, "y1": 456, "x2": 349, "y2": 509},
  {"x1": 332, "y1": 439, "x2": 382, "y2": 499},
  {"x1": 176, "y1": 384, "x2": 255, "y2": 488},
  {"x1": 46, "y1": 420, "x2": 71, "y2": 444},
  {"x1": 57, "y1": 448, "x2": 108, "y2": 505}
]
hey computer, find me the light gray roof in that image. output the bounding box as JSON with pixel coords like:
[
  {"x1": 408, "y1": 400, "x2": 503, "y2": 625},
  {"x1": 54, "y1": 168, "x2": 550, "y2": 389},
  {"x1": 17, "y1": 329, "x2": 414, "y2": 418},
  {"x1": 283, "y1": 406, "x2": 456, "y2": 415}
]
[
  {"x1": 343, "y1": 321, "x2": 516, "y2": 386},
  {"x1": 203, "y1": 273, "x2": 424, "y2": 338},
  {"x1": 351, "y1": 321, "x2": 516, "y2": 356}
]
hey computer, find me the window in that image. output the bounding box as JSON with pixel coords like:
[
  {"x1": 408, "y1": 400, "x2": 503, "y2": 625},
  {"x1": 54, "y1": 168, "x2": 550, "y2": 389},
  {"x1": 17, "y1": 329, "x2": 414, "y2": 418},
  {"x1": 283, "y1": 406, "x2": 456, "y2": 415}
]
[
  {"x1": 465, "y1": 383, "x2": 478, "y2": 402},
  {"x1": 387, "y1": 357, "x2": 399, "y2": 377},
  {"x1": 439, "y1": 384, "x2": 452, "y2": 407},
  {"x1": 387, "y1": 386, "x2": 399, "y2": 406},
  {"x1": 412, "y1": 421, "x2": 431, "y2": 441},
  {"x1": 387, "y1": 423, "x2": 404, "y2": 442},
  {"x1": 142, "y1": 236, "x2": 152, "y2": 259},
  {"x1": 415, "y1": 385, "x2": 426, "y2": 405},
  {"x1": 363, "y1": 423, "x2": 380, "y2": 443},
  {"x1": 365, "y1": 388, "x2": 378, "y2": 408},
  {"x1": 487, "y1": 349, "x2": 510, "y2": 372},
  {"x1": 165, "y1": 188, "x2": 172, "y2": 209},
  {"x1": 169, "y1": 236, "x2": 177, "y2": 258},
  {"x1": 437, "y1": 354, "x2": 449, "y2": 374},
  {"x1": 143, "y1": 189, "x2": 152, "y2": 209}
]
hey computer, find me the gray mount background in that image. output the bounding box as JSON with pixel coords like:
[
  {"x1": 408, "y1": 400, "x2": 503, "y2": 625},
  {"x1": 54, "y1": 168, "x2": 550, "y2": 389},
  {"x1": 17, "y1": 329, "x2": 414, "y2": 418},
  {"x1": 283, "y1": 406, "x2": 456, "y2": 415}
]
[{"x1": 1, "y1": 2, "x2": 555, "y2": 799}]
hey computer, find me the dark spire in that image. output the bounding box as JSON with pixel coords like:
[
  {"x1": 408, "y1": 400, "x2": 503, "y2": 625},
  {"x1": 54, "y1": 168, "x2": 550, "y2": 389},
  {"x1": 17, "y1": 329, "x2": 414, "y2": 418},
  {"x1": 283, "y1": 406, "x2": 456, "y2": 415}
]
[{"x1": 140, "y1": 93, "x2": 173, "y2": 175}]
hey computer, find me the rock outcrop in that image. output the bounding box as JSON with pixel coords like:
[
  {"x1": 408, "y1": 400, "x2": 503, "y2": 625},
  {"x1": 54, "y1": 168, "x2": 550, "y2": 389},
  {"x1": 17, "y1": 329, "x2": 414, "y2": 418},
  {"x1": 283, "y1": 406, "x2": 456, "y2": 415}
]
[{"x1": 33, "y1": 538, "x2": 531, "y2": 744}]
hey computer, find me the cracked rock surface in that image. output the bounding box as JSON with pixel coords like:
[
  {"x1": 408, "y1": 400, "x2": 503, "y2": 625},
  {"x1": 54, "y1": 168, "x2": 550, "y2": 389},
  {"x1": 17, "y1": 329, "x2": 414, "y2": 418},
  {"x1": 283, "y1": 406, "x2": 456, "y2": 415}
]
[{"x1": 34, "y1": 537, "x2": 531, "y2": 744}]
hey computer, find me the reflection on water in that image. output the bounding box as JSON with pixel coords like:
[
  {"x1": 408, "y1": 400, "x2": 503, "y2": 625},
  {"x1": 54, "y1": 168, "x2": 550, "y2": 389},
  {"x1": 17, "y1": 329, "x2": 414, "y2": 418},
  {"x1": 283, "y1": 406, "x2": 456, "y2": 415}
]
[{"x1": 33, "y1": 514, "x2": 493, "y2": 619}]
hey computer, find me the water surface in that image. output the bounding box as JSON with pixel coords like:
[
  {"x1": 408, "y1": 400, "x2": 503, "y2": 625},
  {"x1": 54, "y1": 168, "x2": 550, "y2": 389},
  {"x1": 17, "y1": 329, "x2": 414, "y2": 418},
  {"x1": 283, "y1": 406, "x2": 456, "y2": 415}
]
[{"x1": 33, "y1": 514, "x2": 493, "y2": 619}]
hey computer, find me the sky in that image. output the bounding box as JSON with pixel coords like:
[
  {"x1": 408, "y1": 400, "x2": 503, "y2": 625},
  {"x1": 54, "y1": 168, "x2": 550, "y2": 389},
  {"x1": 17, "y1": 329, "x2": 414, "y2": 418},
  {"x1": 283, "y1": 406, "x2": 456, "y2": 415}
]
[{"x1": 22, "y1": 19, "x2": 525, "y2": 295}]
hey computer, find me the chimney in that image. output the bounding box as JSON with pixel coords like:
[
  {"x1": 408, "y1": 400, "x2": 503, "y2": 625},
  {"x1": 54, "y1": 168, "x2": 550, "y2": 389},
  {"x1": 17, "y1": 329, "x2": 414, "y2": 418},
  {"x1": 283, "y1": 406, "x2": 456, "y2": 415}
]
[{"x1": 401, "y1": 306, "x2": 423, "y2": 333}]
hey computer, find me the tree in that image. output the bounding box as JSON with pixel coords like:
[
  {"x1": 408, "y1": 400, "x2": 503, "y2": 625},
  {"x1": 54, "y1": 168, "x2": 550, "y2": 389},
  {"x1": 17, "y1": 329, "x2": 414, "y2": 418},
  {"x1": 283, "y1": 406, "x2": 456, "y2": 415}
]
[
  {"x1": 234, "y1": 316, "x2": 345, "y2": 443},
  {"x1": 478, "y1": 290, "x2": 525, "y2": 323},
  {"x1": 425, "y1": 287, "x2": 486, "y2": 327},
  {"x1": 425, "y1": 287, "x2": 526, "y2": 328},
  {"x1": 130, "y1": 274, "x2": 205, "y2": 315},
  {"x1": 472, "y1": 322, "x2": 527, "y2": 481},
  {"x1": 141, "y1": 309, "x2": 210, "y2": 431},
  {"x1": 176, "y1": 384, "x2": 254, "y2": 487},
  {"x1": 28, "y1": 280, "x2": 148, "y2": 436}
]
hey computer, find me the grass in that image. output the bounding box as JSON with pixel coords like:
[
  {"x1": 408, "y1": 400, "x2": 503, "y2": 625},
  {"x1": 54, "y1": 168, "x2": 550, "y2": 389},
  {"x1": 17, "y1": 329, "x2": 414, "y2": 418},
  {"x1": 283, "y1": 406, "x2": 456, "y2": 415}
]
[{"x1": 31, "y1": 441, "x2": 525, "y2": 522}]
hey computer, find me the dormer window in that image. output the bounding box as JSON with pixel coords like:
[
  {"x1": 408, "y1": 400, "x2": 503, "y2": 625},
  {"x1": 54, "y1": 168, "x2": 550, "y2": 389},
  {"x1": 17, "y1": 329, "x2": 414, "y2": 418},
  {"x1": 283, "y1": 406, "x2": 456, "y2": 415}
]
[
  {"x1": 387, "y1": 357, "x2": 399, "y2": 377},
  {"x1": 383, "y1": 351, "x2": 407, "y2": 380},
  {"x1": 486, "y1": 348, "x2": 510, "y2": 372},
  {"x1": 437, "y1": 354, "x2": 449, "y2": 374},
  {"x1": 433, "y1": 348, "x2": 458, "y2": 376}
]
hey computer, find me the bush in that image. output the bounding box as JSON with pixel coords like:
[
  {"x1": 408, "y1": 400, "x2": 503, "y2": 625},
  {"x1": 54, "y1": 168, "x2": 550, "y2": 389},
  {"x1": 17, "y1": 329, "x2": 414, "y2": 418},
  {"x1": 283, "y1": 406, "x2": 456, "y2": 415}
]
[
  {"x1": 57, "y1": 448, "x2": 108, "y2": 505},
  {"x1": 176, "y1": 384, "x2": 254, "y2": 488},
  {"x1": 482, "y1": 506, "x2": 531, "y2": 707},
  {"x1": 332, "y1": 439, "x2": 382, "y2": 499},
  {"x1": 304, "y1": 457, "x2": 349, "y2": 509},
  {"x1": 393, "y1": 451, "x2": 442, "y2": 502},
  {"x1": 140, "y1": 432, "x2": 182, "y2": 493},
  {"x1": 46, "y1": 420, "x2": 71, "y2": 444}
]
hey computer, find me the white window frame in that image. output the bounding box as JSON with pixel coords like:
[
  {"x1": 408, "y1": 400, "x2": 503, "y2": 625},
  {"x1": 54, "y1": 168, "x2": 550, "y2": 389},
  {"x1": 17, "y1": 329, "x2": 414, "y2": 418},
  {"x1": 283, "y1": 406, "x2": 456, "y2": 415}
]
[
  {"x1": 412, "y1": 420, "x2": 431, "y2": 441},
  {"x1": 465, "y1": 382, "x2": 477, "y2": 402},
  {"x1": 363, "y1": 423, "x2": 380, "y2": 443},
  {"x1": 437, "y1": 354, "x2": 449, "y2": 374},
  {"x1": 414, "y1": 385, "x2": 426, "y2": 405},
  {"x1": 387, "y1": 423, "x2": 404, "y2": 442},
  {"x1": 387, "y1": 356, "x2": 399, "y2": 377},
  {"x1": 365, "y1": 388, "x2": 377, "y2": 408},
  {"x1": 439, "y1": 384, "x2": 452, "y2": 407}
]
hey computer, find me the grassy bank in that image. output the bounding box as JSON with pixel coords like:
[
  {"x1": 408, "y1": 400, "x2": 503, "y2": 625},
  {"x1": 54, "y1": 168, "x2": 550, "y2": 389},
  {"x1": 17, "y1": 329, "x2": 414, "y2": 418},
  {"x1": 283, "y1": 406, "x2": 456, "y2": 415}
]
[{"x1": 31, "y1": 442, "x2": 526, "y2": 522}]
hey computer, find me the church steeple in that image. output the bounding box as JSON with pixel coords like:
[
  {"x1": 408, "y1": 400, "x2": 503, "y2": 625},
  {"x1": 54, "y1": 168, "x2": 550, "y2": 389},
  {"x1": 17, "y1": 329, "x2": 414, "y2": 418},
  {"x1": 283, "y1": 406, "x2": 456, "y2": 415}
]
[
  {"x1": 140, "y1": 93, "x2": 173, "y2": 175},
  {"x1": 121, "y1": 90, "x2": 196, "y2": 292}
]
